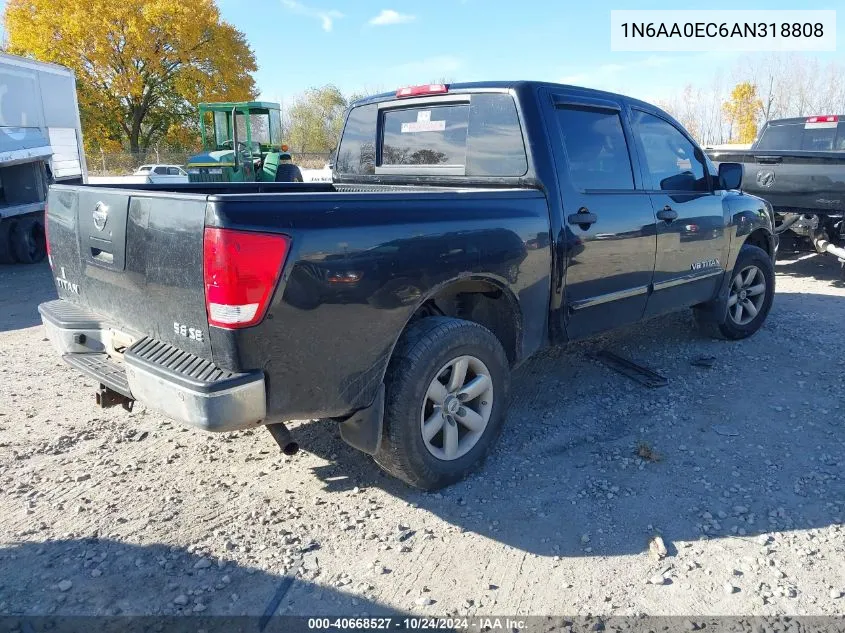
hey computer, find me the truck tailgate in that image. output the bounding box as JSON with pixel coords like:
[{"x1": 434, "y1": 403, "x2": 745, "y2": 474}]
[
  {"x1": 47, "y1": 185, "x2": 212, "y2": 356},
  {"x1": 707, "y1": 149, "x2": 845, "y2": 212}
]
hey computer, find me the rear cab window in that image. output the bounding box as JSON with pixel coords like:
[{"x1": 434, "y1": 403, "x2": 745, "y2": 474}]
[
  {"x1": 554, "y1": 107, "x2": 634, "y2": 191},
  {"x1": 755, "y1": 119, "x2": 845, "y2": 151},
  {"x1": 335, "y1": 92, "x2": 528, "y2": 178}
]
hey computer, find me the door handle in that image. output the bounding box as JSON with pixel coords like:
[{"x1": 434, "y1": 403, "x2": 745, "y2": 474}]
[
  {"x1": 567, "y1": 209, "x2": 598, "y2": 228},
  {"x1": 656, "y1": 206, "x2": 678, "y2": 222}
]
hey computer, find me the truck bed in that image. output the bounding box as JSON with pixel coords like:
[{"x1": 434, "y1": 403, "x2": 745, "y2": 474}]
[{"x1": 44, "y1": 181, "x2": 551, "y2": 423}]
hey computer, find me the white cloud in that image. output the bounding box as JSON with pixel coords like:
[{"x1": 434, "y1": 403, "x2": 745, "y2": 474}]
[
  {"x1": 369, "y1": 9, "x2": 416, "y2": 26},
  {"x1": 280, "y1": 0, "x2": 343, "y2": 32}
]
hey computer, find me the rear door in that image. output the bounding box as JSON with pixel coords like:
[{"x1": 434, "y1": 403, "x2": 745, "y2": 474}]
[
  {"x1": 629, "y1": 109, "x2": 727, "y2": 316},
  {"x1": 545, "y1": 90, "x2": 657, "y2": 339}
]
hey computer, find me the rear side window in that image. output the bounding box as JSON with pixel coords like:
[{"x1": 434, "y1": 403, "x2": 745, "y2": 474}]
[
  {"x1": 335, "y1": 93, "x2": 527, "y2": 177},
  {"x1": 555, "y1": 107, "x2": 634, "y2": 191},
  {"x1": 756, "y1": 120, "x2": 845, "y2": 151},
  {"x1": 153, "y1": 166, "x2": 167, "y2": 174}
]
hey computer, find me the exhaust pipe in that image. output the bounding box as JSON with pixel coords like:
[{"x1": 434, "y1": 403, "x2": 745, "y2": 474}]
[
  {"x1": 813, "y1": 236, "x2": 845, "y2": 261},
  {"x1": 267, "y1": 423, "x2": 299, "y2": 455}
]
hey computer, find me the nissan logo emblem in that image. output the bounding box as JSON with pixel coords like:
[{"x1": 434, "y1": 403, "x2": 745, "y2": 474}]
[{"x1": 93, "y1": 201, "x2": 109, "y2": 231}]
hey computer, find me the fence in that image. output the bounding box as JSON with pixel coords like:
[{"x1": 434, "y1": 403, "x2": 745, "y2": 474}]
[{"x1": 85, "y1": 150, "x2": 333, "y2": 176}]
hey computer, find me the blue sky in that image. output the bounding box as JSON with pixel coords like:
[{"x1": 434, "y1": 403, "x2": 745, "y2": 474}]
[
  {"x1": 214, "y1": 0, "x2": 843, "y2": 105},
  {"x1": 3, "y1": 0, "x2": 843, "y2": 105}
]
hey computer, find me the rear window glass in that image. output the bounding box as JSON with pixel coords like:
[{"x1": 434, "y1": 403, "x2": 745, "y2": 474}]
[
  {"x1": 755, "y1": 121, "x2": 845, "y2": 151},
  {"x1": 335, "y1": 93, "x2": 527, "y2": 177},
  {"x1": 335, "y1": 104, "x2": 378, "y2": 175},
  {"x1": 382, "y1": 105, "x2": 468, "y2": 167}
]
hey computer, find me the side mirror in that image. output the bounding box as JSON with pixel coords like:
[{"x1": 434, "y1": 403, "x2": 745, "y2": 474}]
[
  {"x1": 328, "y1": 150, "x2": 336, "y2": 170},
  {"x1": 718, "y1": 162, "x2": 743, "y2": 191},
  {"x1": 231, "y1": 107, "x2": 240, "y2": 170}
]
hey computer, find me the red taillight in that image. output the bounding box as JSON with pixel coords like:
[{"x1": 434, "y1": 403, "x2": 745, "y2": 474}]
[
  {"x1": 203, "y1": 227, "x2": 291, "y2": 329},
  {"x1": 806, "y1": 115, "x2": 838, "y2": 123},
  {"x1": 396, "y1": 84, "x2": 448, "y2": 98}
]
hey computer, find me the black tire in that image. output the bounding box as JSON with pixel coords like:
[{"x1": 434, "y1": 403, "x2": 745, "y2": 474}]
[
  {"x1": 374, "y1": 316, "x2": 510, "y2": 490},
  {"x1": 275, "y1": 163, "x2": 303, "y2": 183},
  {"x1": 11, "y1": 216, "x2": 47, "y2": 264},
  {"x1": 694, "y1": 244, "x2": 775, "y2": 340},
  {"x1": 0, "y1": 220, "x2": 17, "y2": 264}
]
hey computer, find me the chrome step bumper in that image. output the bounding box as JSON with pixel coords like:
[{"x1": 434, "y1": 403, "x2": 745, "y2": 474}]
[{"x1": 39, "y1": 299, "x2": 266, "y2": 432}]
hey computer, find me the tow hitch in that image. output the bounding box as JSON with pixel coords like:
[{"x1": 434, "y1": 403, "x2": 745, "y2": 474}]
[{"x1": 95, "y1": 384, "x2": 134, "y2": 412}]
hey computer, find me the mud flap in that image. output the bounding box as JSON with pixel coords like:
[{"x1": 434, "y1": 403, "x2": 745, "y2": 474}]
[
  {"x1": 338, "y1": 384, "x2": 384, "y2": 455},
  {"x1": 694, "y1": 268, "x2": 733, "y2": 326}
]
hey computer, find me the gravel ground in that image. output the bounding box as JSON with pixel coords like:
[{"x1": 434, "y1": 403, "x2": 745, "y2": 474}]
[{"x1": 0, "y1": 254, "x2": 843, "y2": 619}]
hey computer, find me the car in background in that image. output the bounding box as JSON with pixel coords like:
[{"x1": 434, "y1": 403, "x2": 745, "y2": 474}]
[{"x1": 133, "y1": 164, "x2": 189, "y2": 183}]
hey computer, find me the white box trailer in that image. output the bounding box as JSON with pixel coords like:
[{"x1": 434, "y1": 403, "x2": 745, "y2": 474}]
[{"x1": 0, "y1": 52, "x2": 87, "y2": 264}]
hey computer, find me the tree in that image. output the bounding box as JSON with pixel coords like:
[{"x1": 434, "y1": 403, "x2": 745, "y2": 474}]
[
  {"x1": 3, "y1": 0, "x2": 258, "y2": 153},
  {"x1": 285, "y1": 85, "x2": 349, "y2": 154},
  {"x1": 722, "y1": 82, "x2": 762, "y2": 144}
]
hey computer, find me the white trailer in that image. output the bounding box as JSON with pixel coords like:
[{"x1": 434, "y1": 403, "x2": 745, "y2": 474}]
[{"x1": 1, "y1": 52, "x2": 87, "y2": 264}]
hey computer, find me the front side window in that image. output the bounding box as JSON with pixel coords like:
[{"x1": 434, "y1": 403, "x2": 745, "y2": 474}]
[
  {"x1": 633, "y1": 110, "x2": 708, "y2": 192},
  {"x1": 556, "y1": 106, "x2": 634, "y2": 191}
]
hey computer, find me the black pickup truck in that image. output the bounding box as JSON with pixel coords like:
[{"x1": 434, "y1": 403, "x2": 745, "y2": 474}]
[
  {"x1": 707, "y1": 115, "x2": 845, "y2": 262},
  {"x1": 40, "y1": 81, "x2": 777, "y2": 489}
]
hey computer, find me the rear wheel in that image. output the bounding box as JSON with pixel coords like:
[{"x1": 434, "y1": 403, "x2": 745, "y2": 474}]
[
  {"x1": 694, "y1": 244, "x2": 774, "y2": 340},
  {"x1": 11, "y1": 216, "x2": 47, "y2": 264},
  {"x1": 0, "y1": 219, "x2": 17, "y2": 264},
  {"x1": 375, "y1": 317, "x2": 510, "y2": 490}
]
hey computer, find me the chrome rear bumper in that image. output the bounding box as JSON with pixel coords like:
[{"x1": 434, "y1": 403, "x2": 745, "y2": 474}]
[{"x1": 39, "y1": 299, "x2": 266, "y2": 432}]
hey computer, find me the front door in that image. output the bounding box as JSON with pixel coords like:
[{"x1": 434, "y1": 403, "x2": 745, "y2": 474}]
[
  {"x1": 547, "y1": 92, "x2": 658, "y2": 339},
  {"x1": 629, "y1": 109, "x2": 728, "y2": 317}
]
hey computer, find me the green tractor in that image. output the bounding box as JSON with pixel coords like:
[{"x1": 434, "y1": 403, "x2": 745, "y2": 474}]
[{"x1": 185, "y1": 101, "x2": 302, "y2": 183}]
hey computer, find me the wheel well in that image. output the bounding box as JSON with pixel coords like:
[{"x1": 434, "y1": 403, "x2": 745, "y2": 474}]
[
  {"x1": 745, "y1": 229, "x2": 772, "y2": 256},
  {"x1": 409, "y1": 279, "x2": 521, "y2": 365}
]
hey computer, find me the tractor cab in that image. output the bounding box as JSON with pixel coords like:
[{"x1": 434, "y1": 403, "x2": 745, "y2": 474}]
[{"x1": 186, "y1": 101, "x2": 290, "y2": 182}]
